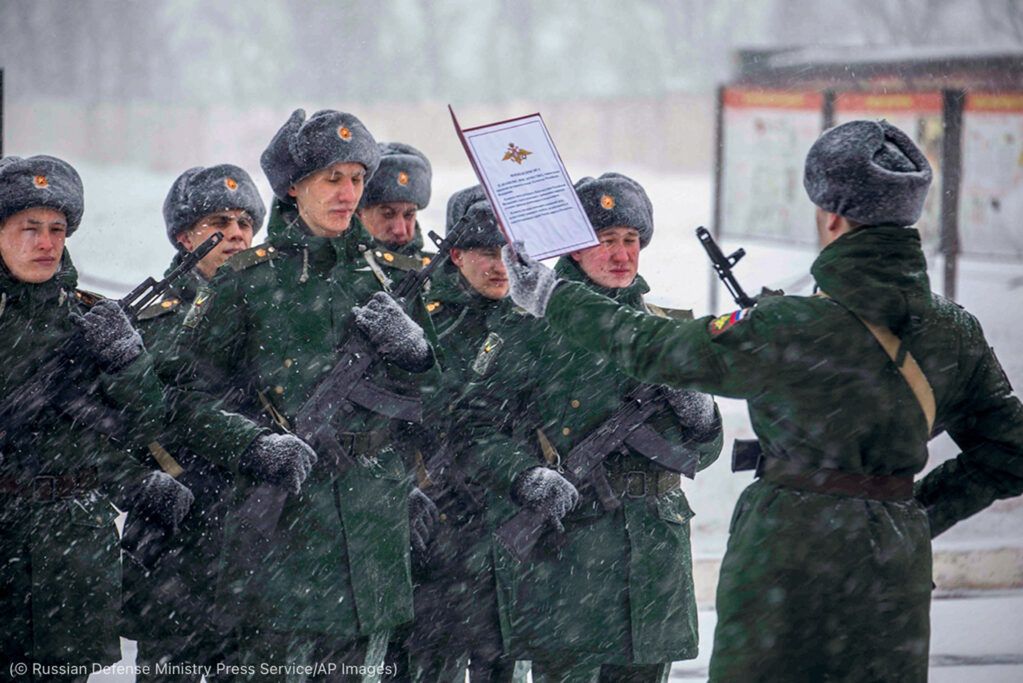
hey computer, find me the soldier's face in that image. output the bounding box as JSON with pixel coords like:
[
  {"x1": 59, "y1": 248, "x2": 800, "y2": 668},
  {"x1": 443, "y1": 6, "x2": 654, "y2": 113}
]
[
  {"x1": 177, "y1": 209, "x2": 256, "y2": 280},
  {"x1": 452, "y1": 246, "x2": 509, "y2": 300},
  {"x1": 571, "y1": 226, "x2": 640, "y2": 289},
  {"x1": 289, "y1": 162, "x2": 366, "y2": 238},
  {"x1": 0, "y1": 207, "x2": 68, "y2": 284},
  {"x1": 359, "y1": 202, "x2": 418, "y2": 249}
]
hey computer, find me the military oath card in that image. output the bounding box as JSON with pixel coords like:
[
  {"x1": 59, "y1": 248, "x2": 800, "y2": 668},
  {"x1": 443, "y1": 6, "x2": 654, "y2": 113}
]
[{"x1": 450, "y1": 107, "x2": 598, "y2": 260}]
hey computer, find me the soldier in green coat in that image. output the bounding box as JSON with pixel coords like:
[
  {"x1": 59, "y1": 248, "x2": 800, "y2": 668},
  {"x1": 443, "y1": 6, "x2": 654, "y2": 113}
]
[
  {"x1": 501, "y1": 121, "x2": 1023, "y2": 682},
  {"x1": 357, "y1": 141, "x2": 435, "y2": 273},
  {"x1": 0, "y1": 155, "x2": 188, "y2": 680},
  {"x1": 392, "y1": 185, "x2": 522, "y2": 682},
  {"x1": 457, "y1": 173, "x2": 723, "y2": 682},
  {"x1": 171, "y1": 109, "x2": 439, "y2": 679},
  {"x1": 121, "y1": 164, "x2": 265, "y2": 680}
]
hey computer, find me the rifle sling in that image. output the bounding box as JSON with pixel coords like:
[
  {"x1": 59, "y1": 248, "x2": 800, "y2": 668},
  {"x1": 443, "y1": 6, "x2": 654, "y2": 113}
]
[
  {"x1": 346, "y1": 377, "x2": 423, "y2": 423},
  {"x1": 624, "y1": 424, "x2": 698, "y2": 479}
]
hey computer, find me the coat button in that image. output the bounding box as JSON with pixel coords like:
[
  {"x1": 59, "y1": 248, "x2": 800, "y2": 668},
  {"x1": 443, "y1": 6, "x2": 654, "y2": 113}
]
[
  {"x1": 274, "y1": 386, "x2": 285, "y2": 395},
  {"x1": 562, "y1": 427, "x2": 571, "y2": 436},
  {"x1": 570, "y1": 399, "x2": 581, "y2": 409}
]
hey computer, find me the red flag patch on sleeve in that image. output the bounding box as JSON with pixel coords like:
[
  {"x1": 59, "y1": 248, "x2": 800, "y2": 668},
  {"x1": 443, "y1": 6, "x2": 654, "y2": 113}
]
[{"x1": 709, "y1": 308, "x2": 750, "y2": 336}]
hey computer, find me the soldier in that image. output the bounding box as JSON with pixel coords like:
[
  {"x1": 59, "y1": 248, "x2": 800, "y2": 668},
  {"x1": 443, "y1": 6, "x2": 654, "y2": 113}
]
[
  {"x1": 356, "y1": 141, "x2": 434, "y2": 269},
  {"x1": 500, "y1": 121, "x2": 1023, "y2": 682},
  {"x1": 456, "y1": 173, "x2": 723, "y2": 682},
  {"x1": 0, "y1": 155, "x2": 191, "y2": 680},
  {"x1": 121, "y1": 164, "x2": 266, "y2": 680},
  {"x1": 392, "y1": 186, "x2": 520, "y2": 682},
  {"x1": 171, "y1": 109, "x2": 438, "y2": 679}
]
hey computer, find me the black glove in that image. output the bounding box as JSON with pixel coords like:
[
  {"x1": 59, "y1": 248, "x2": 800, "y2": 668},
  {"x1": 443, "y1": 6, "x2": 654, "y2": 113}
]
[
  {"x1": 352, "y1": 292, "x2": 434, "y2": 372},
  {"x1": 70, "y1": 299, "x2": 144, "y2": 373},
  {"x1": 512, "y1": 467, "x2": 579, "y2": 533},
  {"x1": 238, "y1": 433, "x2": 317, "y2": 494},
  {"x1": 132, "y1": 471, "x2": 194, "y2": 532},
  {"x1": 662, "y1": 387, "x2": 720, "y2": 441},
  {"x1": 501, "y1": 242, "x2": 562, "y2": 318},
  {"x1": 408, "y1": 487, "x2": 440, "y2": 556}
]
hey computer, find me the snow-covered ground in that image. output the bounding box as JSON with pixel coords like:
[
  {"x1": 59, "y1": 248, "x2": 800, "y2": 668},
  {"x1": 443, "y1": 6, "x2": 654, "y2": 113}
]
[{"x1": 67, "y1": 162, "x2": 1022, "y2": 681}]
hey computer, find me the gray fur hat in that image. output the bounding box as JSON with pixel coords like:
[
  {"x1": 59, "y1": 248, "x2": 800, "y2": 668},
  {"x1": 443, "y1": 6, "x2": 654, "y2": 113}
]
[
  {"x1": 260, "y1": 108, "x2": 380, "y2": 201},
  {"x1": 163, "y1": 164, "x2": 266, "y2": 247},
  {"x1": 574, "y1": 172, "x2": 654, "y2": 248},
  {"x1": 804, "y1": 119, "x2": 932, "y2": 227},
  {"x1": 0, "y1": 155, "x2": 84, "y2": 234},
  {"x1": 446, "y1": 185, "x2": 505, "y2": 250},
  {"x1": 359, "y1": 142, "x2": 432, "y2": 210}
]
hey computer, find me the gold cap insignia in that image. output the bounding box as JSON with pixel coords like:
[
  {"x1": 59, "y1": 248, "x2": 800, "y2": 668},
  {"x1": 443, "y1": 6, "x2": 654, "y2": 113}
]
[
  {"x1": 338, "y1": 126, "x2": 352, "y2": 141},
  {"x1": 225, "y1": 177, "x2": 238, "y2": 191},
  {"x1": 397, "y1": 171, "x2": 410, "y2": 186},
  {"x1": 600, "y1": 194, "x2": 615, "y2": 210},
  {"x1": 33, "y1": 175, "x2": 49, "y2": 188}
]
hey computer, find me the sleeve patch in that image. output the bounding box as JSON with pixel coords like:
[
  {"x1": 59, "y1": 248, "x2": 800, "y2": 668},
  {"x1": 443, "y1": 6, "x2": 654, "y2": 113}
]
[{"x1": 709, "y1": 308, "x2": 750, "y2": 336}]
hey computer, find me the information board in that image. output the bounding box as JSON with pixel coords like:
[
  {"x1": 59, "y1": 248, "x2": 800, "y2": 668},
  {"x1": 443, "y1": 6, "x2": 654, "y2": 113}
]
[
  {"x1": 958, "y1": 92, "x2": 1023, "y2": 260},
  {"x1": 718, "y1": 88, "x2": 823, "y2": 244}
]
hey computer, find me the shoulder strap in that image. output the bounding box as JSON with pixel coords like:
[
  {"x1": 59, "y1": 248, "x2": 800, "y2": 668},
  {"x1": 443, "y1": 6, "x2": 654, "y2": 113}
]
[{"x1": 818, "y1": 291, "x2": 935, "y2": 433}]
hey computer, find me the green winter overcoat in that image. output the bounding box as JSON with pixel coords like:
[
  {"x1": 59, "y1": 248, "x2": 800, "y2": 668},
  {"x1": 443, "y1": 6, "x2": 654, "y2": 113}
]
[
  {"x1": 172, "y1": 201, "x2": 434, "y2": 642},
  {"x1": 418, "y1": 267, "x2": 521, "y2": 580},
  {"x1": 121, "y1": 257, "x2": 237, "y2": 640},
  {"x1": 0, "y1": 251, "x2": 163, "y2": 666},
  {"x1": 456, "y1": 257, "x2": 723, "y2": 666},
  {"x1": 540, "y1": 226, "x2": 1023, "y2": 682}
]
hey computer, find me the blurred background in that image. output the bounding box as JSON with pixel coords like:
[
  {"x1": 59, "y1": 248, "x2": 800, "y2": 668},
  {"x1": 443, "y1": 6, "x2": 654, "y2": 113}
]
[{"x1": 2, "y1": 3, "x2": 1022, "y2": 676}]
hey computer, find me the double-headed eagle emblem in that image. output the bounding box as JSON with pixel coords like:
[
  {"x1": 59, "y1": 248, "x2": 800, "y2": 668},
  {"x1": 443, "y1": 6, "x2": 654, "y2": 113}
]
[{"x1": 502, "y1": 143, "x2": 532, "y2": 165}]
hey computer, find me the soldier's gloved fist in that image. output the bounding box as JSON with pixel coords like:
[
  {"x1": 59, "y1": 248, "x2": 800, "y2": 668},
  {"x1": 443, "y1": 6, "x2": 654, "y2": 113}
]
[
  {"x1": 408, "y1": 487, "x2": 440, "y2": 556},
  {"x1": 70, "y1": 299, "x2": 144, "y2": 373},
  {"x1": 352, "y1": 292, "x2": 434, "y2": 373},
  {"x1": 501, "y1": 242, "x2": 561, "y2": 318},
  {"x1": 662, "y1": 387, "x2": 721, "y2": 441},
  {"x1": 133, "y1": 471, "x2": 194, "y2": 532},
  {"x1": 239, "y1": 433, "x2": 317, "y2": 494},
  {"x1": 512, "y1": 467, "x2": 579, "y2": 533}
]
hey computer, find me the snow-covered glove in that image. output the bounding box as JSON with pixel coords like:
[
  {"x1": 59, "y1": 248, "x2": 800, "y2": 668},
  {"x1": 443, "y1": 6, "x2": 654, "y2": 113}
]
[
  {"x1": 70, "y1": 299, "x2": 144, "y2": 373},
  {"x1": 511, "y1": 467, "x2": 579, "y2": 533},
  {"x1": 132, "y1": 471, "x2": 194, "y2": 532},
  {"x1": 238, "y1": 433, "x2": 317, "y2": 494},
  {"x1": 352, "y1": 292, "x2": 434, "y2": 372},
  {"x1": 501, "y1": 242, "x2": 562, "y2": 318},
  {"x1": 662, "y1": 387, "x2": 720, "y2": 442},
  {"x1": 408, "y1": 487, "x2": 440, "y2": 556}
]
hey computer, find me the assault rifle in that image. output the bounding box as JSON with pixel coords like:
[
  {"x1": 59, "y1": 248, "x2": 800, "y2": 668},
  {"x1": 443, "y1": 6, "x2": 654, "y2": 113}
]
[
  {"x1": 216, "y1": 224, "x2": 463, "y2": 630},
  {"x1": 696, "y1": 226, "x2": 756, "y2": 308},
  {"x1": 495, "y1": 383, "x2": 700, "y2": 562},
  {"x1": 0, "y1": 232, "x2": 224, "y2": 450}
]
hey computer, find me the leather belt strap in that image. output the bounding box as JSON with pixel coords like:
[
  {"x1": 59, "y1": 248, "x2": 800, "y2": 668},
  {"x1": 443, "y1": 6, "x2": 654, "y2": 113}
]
[
  {"x1": 0, "y1": 468, "x2": 100, "y2": 501},
  {"x1": 817, "y1": 290, "x2": 936, "y2": 433},
  {"x1": 758, "y1": 457, "x2": 913, "y2": 501}
]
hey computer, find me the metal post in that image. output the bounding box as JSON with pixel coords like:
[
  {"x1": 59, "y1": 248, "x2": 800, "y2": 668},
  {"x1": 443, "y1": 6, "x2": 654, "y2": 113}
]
[
  {"x1": 822, "y1": 88, "x2": 836, "y2": 130},
  {"x1": 940, "y1": 89, "x2": 965, "y2": 301},
  {"x1": 710, "y1": 84, "x2": 726, "y2": 314}
]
